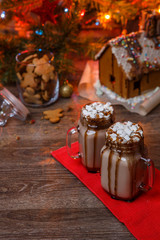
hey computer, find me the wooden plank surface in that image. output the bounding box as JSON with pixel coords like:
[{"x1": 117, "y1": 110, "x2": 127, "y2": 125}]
[{"x1": 0, "y1": 83, "x2": 160, "y2": 240}]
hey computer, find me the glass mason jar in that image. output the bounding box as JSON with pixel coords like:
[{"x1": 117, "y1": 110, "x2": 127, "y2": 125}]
[
  {"x1": 15, "y1": 49, "x2": 59, "y2": 107},
  {"x1": 66, "y1": 102, "x2": 114, "y2": 172},
  {"x1": 101, "y1": 122, "x2": 155, "y2": 201},
  {"x1": 0, "y1": 84, "x2": 29, "y2": 126}
]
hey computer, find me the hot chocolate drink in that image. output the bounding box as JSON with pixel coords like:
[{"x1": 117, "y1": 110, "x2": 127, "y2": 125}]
[
  {"x1": 101, "y1": 121, "x2": 154, "y2": 200},
  {"x1": 78, "y1": 102, "x2": 114, "y2": 172}
]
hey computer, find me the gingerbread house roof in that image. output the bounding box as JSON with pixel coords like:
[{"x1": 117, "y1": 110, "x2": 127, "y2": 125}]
[{"x1": 95, "y1": 31, "x2": 160, "y2": 80}]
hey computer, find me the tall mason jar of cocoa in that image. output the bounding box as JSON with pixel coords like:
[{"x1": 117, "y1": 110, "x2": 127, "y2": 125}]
[
  {"x1": 78, "y1": 102, "x2": 114, "y2": 172},
  {"x1": 101, "y1": 121, "x2": 155, "y2": 201}
]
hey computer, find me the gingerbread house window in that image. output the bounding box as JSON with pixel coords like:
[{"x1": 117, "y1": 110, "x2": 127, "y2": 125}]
[
  {"x1": 110, "y1": 74, "x2": 115, "y2": 83},
  {"x1": 134, "y1": 80, "x2": 140, "y2": 90}
]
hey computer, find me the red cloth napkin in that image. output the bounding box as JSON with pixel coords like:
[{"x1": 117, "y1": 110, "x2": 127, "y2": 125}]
[{"x1": 51, "y1": 142, "x2": 160, "y2": 240}]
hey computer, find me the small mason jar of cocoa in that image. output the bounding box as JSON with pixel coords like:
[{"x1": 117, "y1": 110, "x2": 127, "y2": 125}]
[
  {"x1": 101, "y1": 121, "x2": 155, "y2": 201},
  {"x1": 66, "y1": 101, "x2": 114, "y2": 172}
]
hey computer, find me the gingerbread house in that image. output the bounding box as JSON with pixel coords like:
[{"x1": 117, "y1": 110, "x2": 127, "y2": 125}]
[{"x1": 95, "y1": 16, "x2": 160, "y2": 98}]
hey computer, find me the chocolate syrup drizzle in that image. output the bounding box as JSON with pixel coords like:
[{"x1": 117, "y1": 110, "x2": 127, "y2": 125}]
[
  {"x1": 83, "y1": 125, "x2": 107, "y2": 172},
  {"x1": 93, "y1": 131, "x2": 98, "y2": 169},
  {"x1": 84, "y1": 129, "x2": 88, "y2": 169},
  {"x1": 114, "y1": 152, "x2": 121, "y2": 196}
]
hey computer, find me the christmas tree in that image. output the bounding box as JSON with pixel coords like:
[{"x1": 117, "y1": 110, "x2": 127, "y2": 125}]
[{"x1": 0, "y1": 0, "x2": 160, "y2": 84}]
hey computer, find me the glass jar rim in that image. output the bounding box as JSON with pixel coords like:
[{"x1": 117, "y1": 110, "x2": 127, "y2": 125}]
[{"x1": 15, "y1": 49, "x2": 54, "y2": 66}]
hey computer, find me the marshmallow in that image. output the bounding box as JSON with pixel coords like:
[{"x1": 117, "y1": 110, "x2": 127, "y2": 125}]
[
  {"x1": 82, "y1": 102, "x2": 113, "y2": 120},
  {"x1": 107, "y1": 121, "x2": 143, "y2": 144}
]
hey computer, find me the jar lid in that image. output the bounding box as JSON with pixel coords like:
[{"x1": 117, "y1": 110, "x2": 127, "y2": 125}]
[{"x1": 0, "y1": 87, "x2": 30, "y2": 121}]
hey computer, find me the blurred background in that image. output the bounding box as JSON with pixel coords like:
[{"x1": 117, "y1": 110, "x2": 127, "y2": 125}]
[{"x1": 0, "y1": 0, "x2": 160, "y2": 87}]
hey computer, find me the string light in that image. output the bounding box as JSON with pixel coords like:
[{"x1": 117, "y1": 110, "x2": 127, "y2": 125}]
[
  {"x1": 35, "y1": 29, "x2": 43, "y2": 35},
  {"x1": 0, "y1": 11, "x2": 6, "y2": 19},
  {"x1": 95, "y1": 20, "x2": 100, "y2": 26},
  {"x1": 80, "y1": 10, "x2": 85, "y2": 17},
  {"x1": 158, "y1": 7, "x2": 160, "y2": 14},
  {"x1": 64, "y1": 8, "x2": 69, "y2": 13},
  {"x1": 97, "y1": 12, "x2": 111, "y2": 27},
  {"x1": 104, "y1": 14, "x2": 111, "y2": 20}
]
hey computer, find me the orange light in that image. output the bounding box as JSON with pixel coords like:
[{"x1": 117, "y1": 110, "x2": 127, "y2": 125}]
[
  {"x1": 158, "y1": 8, "x2": 160, "y2": 13},
  {"x1": 104, "y1": 14, "x2": 111, "y2": 20}
]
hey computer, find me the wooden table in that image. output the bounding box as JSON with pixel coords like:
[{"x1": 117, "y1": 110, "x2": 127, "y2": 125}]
[{"x1": 1, "y1": 83, "x2": 160, "y2": 240}]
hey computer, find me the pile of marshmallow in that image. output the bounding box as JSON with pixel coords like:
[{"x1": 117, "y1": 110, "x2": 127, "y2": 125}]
[
  {"x1": 106, "y1": 121, "x2": 144, "y2": 144},
  {"x1": 82, "y1": 102, "x2": 114, "y2": 120}
]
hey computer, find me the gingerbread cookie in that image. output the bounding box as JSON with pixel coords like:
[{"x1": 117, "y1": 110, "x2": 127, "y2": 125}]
[
  {"x1": 42, "y1": 90, "x2": 50, "y2": 101},
  {"x1": 35, "y1": 62, "x2": 54, "y2": 76},
  {"x1": 43, "y1": 108, "x2": 64, "y2": 123},
  {"x1": 23, "y1": 87, "x2": 42, "y2": 105},
  {"x1": 21, "y1": 72, "x2": 37, "y2": 88},
  {"x1": 16, "y1": 72, "x2": 22, "y2": 81},
  {"x1": 22, "y1": 53, "x2": 38, "y2": 63},
  {"x1": 42, "y1": 68, "x2": 54, "y2": 82},
  {"x1": 26, "y1": 64, "x2": 34, "y2": 73}
]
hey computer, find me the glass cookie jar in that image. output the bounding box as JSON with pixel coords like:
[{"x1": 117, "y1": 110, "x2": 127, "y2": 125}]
[
  {"x1": 15, "y1": 49, "x2": 59, "y2": 107},
  {"x1": 100, "y1": 121, "x2": 155, "y2": 201}
]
